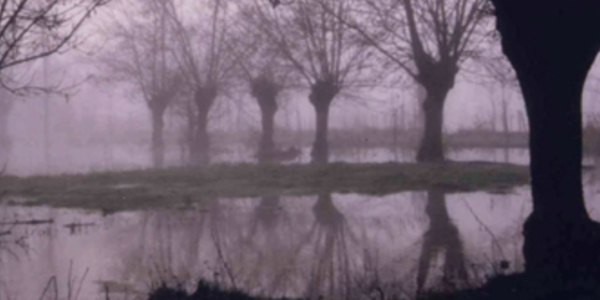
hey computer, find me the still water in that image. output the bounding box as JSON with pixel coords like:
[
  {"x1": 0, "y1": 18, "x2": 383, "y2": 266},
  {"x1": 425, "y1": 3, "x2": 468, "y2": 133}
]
[
  {"x1": 2, "y1": 170, "x2": 600, "y2": 300},
  {"x1": 3, "y1": 149, "x2": 600, "y2": 300}
]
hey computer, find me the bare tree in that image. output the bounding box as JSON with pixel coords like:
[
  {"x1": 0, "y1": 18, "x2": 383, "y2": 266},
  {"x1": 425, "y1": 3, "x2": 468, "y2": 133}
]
[
  {"x1": 241, "y1": 0, "x2": 374, "y2": 163},
  {"x1": 163, "y1": 0, "x2": 240, "y2": 166},
  {"x1": 100, "y1": 0, "x2": 182, "y2": 168},
  {"x1": 336, "y1": 0, "x2": 490, "y2": 162},
  {"x1": 0, "y1": 0, "x2": 109, "y2": 156},
  {"x1": 225, "y1": 22, "x2": 295, "y2": 163},
  {"x1": 0, "y1": 0, "x2": 108, "y2": 74}
]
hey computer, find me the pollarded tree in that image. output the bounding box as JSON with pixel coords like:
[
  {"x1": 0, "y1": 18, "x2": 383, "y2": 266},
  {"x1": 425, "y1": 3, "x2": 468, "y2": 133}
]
[
  {"x1": 250, "y1": 71, "x2": 283, "y2": 162},
  {"x1": 100, "y1": 0, "x2": 182, "y2": 168},
  {"x1": 241, "y1": 0, "x2": 374, "y2": 163},
  {"x1": 338, "y1": 0, "x2": 491, "y2": 162},
  {"x1": 226, "y1": 23, "x2": 294, "y2": 163},
  {"x1": 162, "y1": 0, "x2": 240, "y2": 166},
  {"x1": 491, "y1": 0, "x2": 600, "y2": 280}
]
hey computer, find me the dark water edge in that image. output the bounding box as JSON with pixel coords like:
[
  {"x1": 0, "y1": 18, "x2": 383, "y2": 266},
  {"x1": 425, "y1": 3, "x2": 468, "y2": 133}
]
[
  {"x1": 148, "y1": 275, "x2": 600, "y2": 300},
  {"x1": 149, "y1": 281, "x2": 301, "y2": 300}
]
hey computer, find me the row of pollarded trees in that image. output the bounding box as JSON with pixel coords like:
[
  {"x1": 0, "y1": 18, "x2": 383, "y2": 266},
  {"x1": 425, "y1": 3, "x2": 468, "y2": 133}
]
[
  {"x1": 242, "y1": 0, "x2": 496, "y2": 163},
  {"x1": 100, "y1": 0, "x2": 291, "y2": 167},
  {"x1": 99, "y1": 0, "x2": 232, "y2": 167},
  {"x1": 100, "y1": 0, "x2": 499, "y2": 167}
]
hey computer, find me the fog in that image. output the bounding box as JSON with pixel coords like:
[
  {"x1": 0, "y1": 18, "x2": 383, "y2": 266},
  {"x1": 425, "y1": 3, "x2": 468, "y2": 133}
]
[
  {"x1": 3, "y1": 1, "x2": 600, "y2": 299},
  {"x1": 7, "y1": 58, "x2": 600, "y2": 175}
]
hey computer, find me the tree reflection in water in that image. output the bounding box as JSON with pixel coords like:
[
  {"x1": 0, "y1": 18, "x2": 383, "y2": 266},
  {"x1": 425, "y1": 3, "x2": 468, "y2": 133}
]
[
  {"x1": 119, "y1": 197, "x2": 239, "y2": 288},
  {"x1": 301, "y1": 194, "x2": 359, "y2": 299},
  {"x1": 241, "y1": 195, "x2": 303, "y2": 297},
  {"x1": 416, "y1": 189, "x2": 469, "y2": 295}
]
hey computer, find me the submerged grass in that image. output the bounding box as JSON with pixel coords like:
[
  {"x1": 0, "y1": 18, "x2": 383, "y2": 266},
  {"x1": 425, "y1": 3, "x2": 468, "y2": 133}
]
[{"x1": 0, "y1": 162, "x2": 529, "y2": 212}]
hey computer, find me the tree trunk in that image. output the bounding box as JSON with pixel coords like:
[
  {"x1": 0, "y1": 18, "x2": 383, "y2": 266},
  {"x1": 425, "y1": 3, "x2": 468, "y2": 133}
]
[
  {"x1": 150, "y1": 108, "x2": 165, "y2": 168},
  {"x1": 192, "y1": 108, "x2": 210, "y2": 166},
  {"x1": 251, "y1": 77, "x2": 279, "y2": 163},
  {"x1": 309, "y1": 80, "x2": 339, "y2": 164},
  {"x1": 312, "y1": 194, "x2": 344, "y2": 230},
  {"x1": 417, "y1": 189, "x2": 467, "y2": 294},
  {"x1": 416, "y1": 87, "x2": 450, "y2": 162},
  {"x1": 493, "y1": 0, "x2": 600, "y2": 280},
  {"x1": 258, "y1": 104, "x2": 277, "y2": 163},
  {"x1": 192, "y1": 86, "x2": 217, "y2": 166},
  {"x1": 311, "y1": 104, "x2": 330, "y2": 164}
]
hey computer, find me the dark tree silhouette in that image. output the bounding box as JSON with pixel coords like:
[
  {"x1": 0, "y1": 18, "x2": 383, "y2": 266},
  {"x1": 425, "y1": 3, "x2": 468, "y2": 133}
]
[
  {"x1": 334, "y1": 0, "x2": 490, "y2": 162},
  {"x1": 491, "y1": 0, "x2": 600, "y2": 280}
]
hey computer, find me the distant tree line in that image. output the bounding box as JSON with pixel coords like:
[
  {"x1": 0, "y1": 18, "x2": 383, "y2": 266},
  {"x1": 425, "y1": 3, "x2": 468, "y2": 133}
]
[{"x1": 98, "y1": 0, "x2": 506, "y2": 167}]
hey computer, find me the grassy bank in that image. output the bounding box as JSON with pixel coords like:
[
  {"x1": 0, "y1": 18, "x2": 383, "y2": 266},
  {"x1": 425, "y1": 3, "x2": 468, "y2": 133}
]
[{"x1": 0, "y1": 162, "x2": 529, "y2": 212}]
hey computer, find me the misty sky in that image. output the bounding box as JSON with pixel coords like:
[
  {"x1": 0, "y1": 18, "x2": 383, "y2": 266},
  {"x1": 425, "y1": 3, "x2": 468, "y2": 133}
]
[{"x1": 5, "y1": 0, "x2": 600, "y2": 176}]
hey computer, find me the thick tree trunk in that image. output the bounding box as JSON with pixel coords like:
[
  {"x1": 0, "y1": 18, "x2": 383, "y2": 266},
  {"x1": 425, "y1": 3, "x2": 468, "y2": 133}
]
[
  {"x1": 311, "y1": 105, "x2": 330, "y2": 164},
  {"x1": 309, "y1": 80, "x2": 339, "y2": 164},
  {"x1": 150, "y1": 108, "x2": 165, "y2": 168},
  {"x1": 192, "y1": 86, "x2": 217, "y2": 166},
  {"x1": 493, "y1": 0, "x2": 600, "y2": 280},
  {"x1": 519, "y1": 58, "x2": 599, "y2": 279},
  {"x1": 251, "y1": 78, "x2": 279, "y2": 163},
  {"x1": 416, "y1": 88, "x2": 450, "y2": 162}
]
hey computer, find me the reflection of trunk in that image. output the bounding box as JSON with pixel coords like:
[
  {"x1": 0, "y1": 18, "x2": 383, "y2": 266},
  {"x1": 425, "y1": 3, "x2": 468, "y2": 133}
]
[
  {"x1": 494, "y1": 2, "x2": 600, "y2": 279},
  {"x1": 308, "y1": 194, "x2": 350, "y2": 299},
  {"x1": 256, "y1": 196, "x2": 281, "y2": 229},
  {"x1": 150, "y1": 108, "x2": 166, "y2": 168},
  {"x1": 416, "y1": 87, "x2": 450, "y2": 162},
  {"x1": 251, "y1": 77, "x2": 279, "y2": 163},
  {"x1": 192, "y1": 86, "x2": 217, "y2": 166},
  {"x1": 309, "y1": 80, "x2": 339, "y2": 164},
  {"x1": 313, "y1": 194, "x2": 344, "y2": 229},
  {"x1": 416, "y1": 190, "x2": 467, "y2": 294}
]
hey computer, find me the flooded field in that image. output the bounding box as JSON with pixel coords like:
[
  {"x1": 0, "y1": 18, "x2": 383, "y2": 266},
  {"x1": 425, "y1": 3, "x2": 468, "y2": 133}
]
[
  {"x1": 2, "y1": 169, "x2": 600, "y2": 300},
  {"x1": 1, "y1": 146, "x2": 598, "y2": 299}
]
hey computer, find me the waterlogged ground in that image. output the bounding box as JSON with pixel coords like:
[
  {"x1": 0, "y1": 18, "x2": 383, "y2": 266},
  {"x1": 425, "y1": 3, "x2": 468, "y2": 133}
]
[
  {"x1": 0, "y1": 148, "x2": 598, "y2": 300},
  {"x1": 0, "y1": 191, "x2": 524, "y2": 300},
  {"x1": 2, "y1": 172, "x2": 600, "y2": 300}
]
